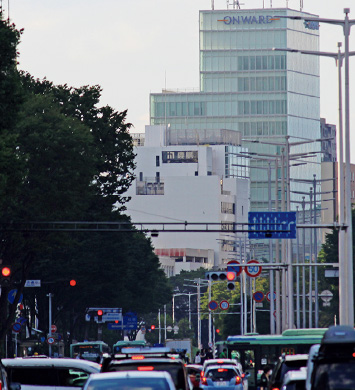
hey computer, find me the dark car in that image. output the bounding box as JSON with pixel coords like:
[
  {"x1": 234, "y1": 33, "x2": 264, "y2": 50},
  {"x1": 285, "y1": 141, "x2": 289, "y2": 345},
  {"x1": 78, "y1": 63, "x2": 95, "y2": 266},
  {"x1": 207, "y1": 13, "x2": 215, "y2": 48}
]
[
  {"x1": 268, "y1": 354, "x2": 308, "y2": 390},
  {"x1": 102, "y1": 348, "x2": 190, "y2": 390},
  {"x1": 310, "y1": 325, "x2": 355, "y2": 390}
]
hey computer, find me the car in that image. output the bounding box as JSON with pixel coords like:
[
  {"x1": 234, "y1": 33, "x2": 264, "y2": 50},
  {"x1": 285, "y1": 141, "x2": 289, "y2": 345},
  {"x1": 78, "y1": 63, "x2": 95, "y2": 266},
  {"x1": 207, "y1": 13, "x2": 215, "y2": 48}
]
[
  {"x1": 200, "y1": 364, "x2": 243, "y2": 390},
  {"x1": 310, "y1": 325, "x2": 355, "y2": 390},
  {"x1": 186, "y1": 364, "x2": 203, "y2": 389},
  {"x1": 2, "y1": 357, "x2": 101, "y2": 390},
  {"x1": 201, "y1": 360, "x2": 248, "y2": 390},
  {"x1": 305, "y1": 344, "x2": 320, "y2": 390},
  {"x1": 268, "y1": 354, "x2": 308, "y2": 390},
  {"x1": 0, "y1": 359, "x2": 20, "y2": 390},
  {"x1": 101, "y1": 347, "x2": 190, "y2": 390},
  {"x1": 83, "y1": 371, "x2": 176, "y2": 390},
  {"x1": 281, "y1": 368, "x2": 307, "y2": 390}
]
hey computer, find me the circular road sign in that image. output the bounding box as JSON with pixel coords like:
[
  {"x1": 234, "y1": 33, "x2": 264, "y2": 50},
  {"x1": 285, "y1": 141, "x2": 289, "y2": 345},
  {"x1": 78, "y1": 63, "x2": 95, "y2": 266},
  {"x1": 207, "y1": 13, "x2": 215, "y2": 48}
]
[
  {"x1": 46, "y1": 337, "x2": 55, "y2": 345},
  {"x1": 227, "y1": 260, "x2": 242, "y2": 276},
  {"x1": 12, "y1": 322, "x2": 22, "y2": 333},
  {"x1": 220, "y1": 300, "x2": 230, "y2": 310},
  {"x1": 51, "y1": 324, "x2": 57, "y2": 333},
  {"x1": 253, "y1": 291, "x2": 264, "y2": 302},
  {"x1": 267, "y1": 291, "x2": 276, "y2": 302},
  {"x1": 245, "y1": 260, "x2": 262, "y2": 278},
  {"x1": 208, "y1": 300, "x2": 218, "y2": 311}
]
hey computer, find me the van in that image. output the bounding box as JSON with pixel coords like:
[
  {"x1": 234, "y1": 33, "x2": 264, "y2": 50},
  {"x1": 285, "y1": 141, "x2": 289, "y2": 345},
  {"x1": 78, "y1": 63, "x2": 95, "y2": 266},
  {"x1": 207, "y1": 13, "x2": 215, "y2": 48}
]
[
  {"x1": 310, "y1": 325, "x2": 355, "y2": 390},
  {"x1": 2, "y1": 357, "x2": 101, "y2": 390}
]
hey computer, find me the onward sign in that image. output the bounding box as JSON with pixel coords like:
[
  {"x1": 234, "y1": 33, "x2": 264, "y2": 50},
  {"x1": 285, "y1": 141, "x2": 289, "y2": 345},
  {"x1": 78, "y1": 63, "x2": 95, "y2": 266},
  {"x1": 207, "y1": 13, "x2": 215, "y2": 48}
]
[{"x1": 218, "y1": 15, "x2": 280, "y2": 25}]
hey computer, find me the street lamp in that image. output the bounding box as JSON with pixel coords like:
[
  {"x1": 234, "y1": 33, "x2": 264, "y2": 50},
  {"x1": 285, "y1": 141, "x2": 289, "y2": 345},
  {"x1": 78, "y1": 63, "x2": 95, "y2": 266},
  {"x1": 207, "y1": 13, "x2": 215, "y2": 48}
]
[{"x1": 273, "y1": 8, "x2": 355, "y2": 325}]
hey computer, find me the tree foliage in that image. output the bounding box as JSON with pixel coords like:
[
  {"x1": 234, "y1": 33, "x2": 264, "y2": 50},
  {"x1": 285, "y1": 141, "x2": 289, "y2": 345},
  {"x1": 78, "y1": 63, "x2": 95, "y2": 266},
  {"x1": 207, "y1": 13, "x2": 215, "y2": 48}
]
[{"x1": 0, "y1": 15, "x2": 172, "y2": 353}]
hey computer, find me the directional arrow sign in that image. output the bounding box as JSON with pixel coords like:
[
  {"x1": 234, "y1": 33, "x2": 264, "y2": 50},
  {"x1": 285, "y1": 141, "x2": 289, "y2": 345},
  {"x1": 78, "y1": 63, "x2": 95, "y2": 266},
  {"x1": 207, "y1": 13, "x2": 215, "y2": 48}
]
[{"x1": 248, "y1": 211, "x2": 296, "y2": 239}]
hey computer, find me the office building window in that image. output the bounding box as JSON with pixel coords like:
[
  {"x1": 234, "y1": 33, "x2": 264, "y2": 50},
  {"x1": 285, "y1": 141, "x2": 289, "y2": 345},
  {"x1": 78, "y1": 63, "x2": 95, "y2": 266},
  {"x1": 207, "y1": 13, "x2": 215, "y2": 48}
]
[{"x1": 156, "y1": 156, "x2": 160, "y2": 167}]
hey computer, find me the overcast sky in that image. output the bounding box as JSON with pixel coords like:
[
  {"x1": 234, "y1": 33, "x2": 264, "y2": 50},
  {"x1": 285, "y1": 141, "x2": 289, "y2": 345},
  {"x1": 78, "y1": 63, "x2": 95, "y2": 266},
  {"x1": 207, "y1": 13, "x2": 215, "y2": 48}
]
[{"x1": 9, "y1": 0, "x2": 355, "y2": 161}]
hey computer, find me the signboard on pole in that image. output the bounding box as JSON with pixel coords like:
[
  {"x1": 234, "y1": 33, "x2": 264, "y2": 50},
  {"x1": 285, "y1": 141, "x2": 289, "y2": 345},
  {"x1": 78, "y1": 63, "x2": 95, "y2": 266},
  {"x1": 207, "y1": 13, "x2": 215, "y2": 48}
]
[
  {"x1": 248, "y1": 211, "x2": 296, "y2": 239},
  {"x1": 267, "y1": 291, "x2": 276, "y2": 302},
  {"x1": 253, "y1": 291, "x2": 264, "y2": 302},
  {"x1": 220, "y1": 300, "x2": 230, "y2": 310},
  {"x1": 208, "y1": 300, "x2": 218, "y2": 311},
  {"x1": 227, "y1": 260, "x2": 242, "y2": 276},
  {"x1": 245, "y1": 260, "x2": 262, "y2": 277}
]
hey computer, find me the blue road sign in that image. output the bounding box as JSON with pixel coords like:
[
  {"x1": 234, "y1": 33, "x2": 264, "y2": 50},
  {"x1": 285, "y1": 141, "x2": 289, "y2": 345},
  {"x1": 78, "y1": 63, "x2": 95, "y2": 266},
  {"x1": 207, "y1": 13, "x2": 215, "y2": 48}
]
[
  {"x1": 8, "y1": 289, "x2": 23, "y2": 305},
  {"x1": 107, "y1": 314, "x2": 138, "y2": 330},
  {"x1": 208, "y1": 300, "x2": 218, "y2": 311},
  {"x1": 248, "y1": 211, "x2": 296, "y2": 239}
]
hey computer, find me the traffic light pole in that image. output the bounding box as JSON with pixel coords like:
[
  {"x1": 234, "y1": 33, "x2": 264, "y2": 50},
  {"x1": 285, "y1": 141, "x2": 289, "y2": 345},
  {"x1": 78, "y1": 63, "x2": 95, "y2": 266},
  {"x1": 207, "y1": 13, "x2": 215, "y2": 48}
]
[{"x1": 47, "y1": 293, "x2": 53, "y2": 357}]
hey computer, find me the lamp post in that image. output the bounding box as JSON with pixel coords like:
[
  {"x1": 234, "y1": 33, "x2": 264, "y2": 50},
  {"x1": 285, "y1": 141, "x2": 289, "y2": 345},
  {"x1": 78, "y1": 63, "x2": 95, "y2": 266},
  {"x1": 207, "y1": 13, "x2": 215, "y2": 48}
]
[{"x1": 273, "y1": 10, "x2": 355, "y2": 324}]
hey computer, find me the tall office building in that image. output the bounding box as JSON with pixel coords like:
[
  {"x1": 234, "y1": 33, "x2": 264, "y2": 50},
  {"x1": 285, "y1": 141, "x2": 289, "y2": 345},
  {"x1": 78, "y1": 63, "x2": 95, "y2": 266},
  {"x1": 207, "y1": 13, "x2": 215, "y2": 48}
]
[{"x1": 150, "y1": 7, "x2": 321, "y2": 212}]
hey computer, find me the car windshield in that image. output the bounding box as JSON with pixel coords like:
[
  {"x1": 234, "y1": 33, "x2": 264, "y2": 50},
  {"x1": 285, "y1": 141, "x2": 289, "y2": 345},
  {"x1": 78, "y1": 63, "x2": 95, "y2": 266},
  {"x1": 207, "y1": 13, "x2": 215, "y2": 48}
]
[
  {"x1": 108, "y1": 363, "x2": 185, "y2": 390},
  {"x1": 87, "y1": 378, "x2": 170, "y2": 390},
  {"x1": 313, "y1": 362, "x2": 355, "y2": 390},
  {"x1": 206, "y1": 368, "x2": 236, "y2": 381}
]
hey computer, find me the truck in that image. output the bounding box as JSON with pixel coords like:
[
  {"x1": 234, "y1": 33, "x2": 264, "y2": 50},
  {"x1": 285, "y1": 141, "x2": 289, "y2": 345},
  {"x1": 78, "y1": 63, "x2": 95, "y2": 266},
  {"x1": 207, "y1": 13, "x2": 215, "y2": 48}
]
[{"x1": 165, "y1": 338, "x2": 192, "y2": 361}]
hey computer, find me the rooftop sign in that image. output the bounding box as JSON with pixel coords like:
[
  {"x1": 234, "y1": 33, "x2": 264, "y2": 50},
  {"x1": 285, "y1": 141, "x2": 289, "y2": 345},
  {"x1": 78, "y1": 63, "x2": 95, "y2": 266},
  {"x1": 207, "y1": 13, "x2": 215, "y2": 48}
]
[{"x1": 218, "y1": 15, "x2": 280, "y2": 25}]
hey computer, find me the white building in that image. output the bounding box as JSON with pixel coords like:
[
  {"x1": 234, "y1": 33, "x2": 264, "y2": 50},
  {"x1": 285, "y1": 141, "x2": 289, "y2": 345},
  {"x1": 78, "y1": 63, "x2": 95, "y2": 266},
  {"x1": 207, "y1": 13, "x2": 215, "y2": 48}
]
[{"x1": 126, "y1": 125, "x2": 250, "y2": 275}]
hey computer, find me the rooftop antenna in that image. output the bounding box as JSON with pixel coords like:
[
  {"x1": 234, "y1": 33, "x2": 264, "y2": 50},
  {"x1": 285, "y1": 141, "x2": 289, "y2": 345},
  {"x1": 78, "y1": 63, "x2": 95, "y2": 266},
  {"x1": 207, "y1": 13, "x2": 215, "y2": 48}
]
[
  {"x1": 300, "y1": 0, "x2": 303, "y2": 11},
  {"x1": 211, "y1": 0, "x2": 214, "y2": 10},
  {"x1": 227, "y1": 0, "x2": 243, "y2": 9}
]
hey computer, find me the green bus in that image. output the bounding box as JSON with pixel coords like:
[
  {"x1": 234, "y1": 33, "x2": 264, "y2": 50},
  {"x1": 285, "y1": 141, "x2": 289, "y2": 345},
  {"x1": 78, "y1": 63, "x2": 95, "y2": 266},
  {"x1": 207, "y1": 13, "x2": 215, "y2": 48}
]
[
  {"x1": 220, "y1": 328, "x2": 327, "y2": 390},
  {"x1": 70, "y1": 341, "x2": 110, "y2": 362},
  {"x1": 112, "y1": 340, "x2": 147, "y2": 354}
]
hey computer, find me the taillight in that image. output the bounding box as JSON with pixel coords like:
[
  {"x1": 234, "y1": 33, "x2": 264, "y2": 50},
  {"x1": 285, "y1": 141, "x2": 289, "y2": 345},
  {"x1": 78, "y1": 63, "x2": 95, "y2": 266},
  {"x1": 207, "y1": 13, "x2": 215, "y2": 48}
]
[
  {"x1": 271, "y1": 388, "x2": 280, "y2": 390},
  {"x1": 201, "y1": 371, "x2": 204, "y2": 377},
  {"x1": 218, "y1": 368, "x2": 228, "y2": 372},
  {"x1": 0, "y1": 379, "x2": 2, "y2": 390},
  {"x1": 137, "y1": 366, "x2": 154, "y2": 371},
  {"x1": 235, "y1": 376, "x2": 242, "y2": 385},
  {"x1": 201, "y1": 377, "x2": 208, "y2": 385},
  {"x1": 241, "y1": 373, "x2": 245, "y2": 378},
  {"x1": 132, "y1": 355, "x2": 145, "y2": 360},
  {"x1": 217, "y1": 360, "x2": 224, "y2": 364}
]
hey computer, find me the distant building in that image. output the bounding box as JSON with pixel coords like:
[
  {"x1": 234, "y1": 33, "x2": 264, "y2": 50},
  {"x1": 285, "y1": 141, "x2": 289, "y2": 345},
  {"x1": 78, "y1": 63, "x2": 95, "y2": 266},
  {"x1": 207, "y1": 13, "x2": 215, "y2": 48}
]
[
  {"x1": 320, "y1": 118, "x2": 336, "y2": 162},
  {"x1": 125, "y1": 125, "x2": 250, "y2": 275}
]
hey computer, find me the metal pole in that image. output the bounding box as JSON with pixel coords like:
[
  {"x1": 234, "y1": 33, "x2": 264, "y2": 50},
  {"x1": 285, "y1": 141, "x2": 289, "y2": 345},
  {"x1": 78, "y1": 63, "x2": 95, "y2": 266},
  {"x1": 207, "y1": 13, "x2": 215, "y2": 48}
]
[
  {"x1": 281, "y1": 149, "x2": 287, "y2": 331},
  {"x1": 240, "y1": 273, "x2": 244, "y2": 335},
  {"x1": 48, "y1": 293, "x2": 52, "y2": 357},
  {"x1": 275, "y1": 158, "x2": 281, "y2": 334},
  {"x1": 164, "y1": 305, "x2": 167, "y2": 341},
  {"x1": 296, "y1": 206, "x2": 300, "y2": 328},
  {"x1": 172, "y1": 295, "x2": 175, "y2": 324},
  {"x1": 309, "y1": 188, "x2": 313, "y2": 328},
  {"x1": 243, "y1": 270, "x2": 247, "y2": 334},
  {"x1": 188, "y1": 293, "x2": 192, "y2": 329},
  {"x1": 197, "y1": 279, "x2": 201, "y2": 348},
  {"x1": 269, "y1": 161, "x2": 275, "y2": 334},
  {"x1": 208, "y1": 280, "x2": 212, "y2": 346},
  {"x1": 313, "y1": 175, "x2": 319, "y2": 327},
  {"x1": 337, "y1": 40, "x2": 346, "y2": 326},
  {"x1": 286, "y1": 136, "x2": 294, "y2": 328},
  {"x1": 343, "y1": 8, "x2": 354, "y2": 326},
  {"x1": 302, "y1": 197, "x2": 307, "y2": 328},
  {"x1": 159, "y1": 309, "x2": 161, "y2": 344}
]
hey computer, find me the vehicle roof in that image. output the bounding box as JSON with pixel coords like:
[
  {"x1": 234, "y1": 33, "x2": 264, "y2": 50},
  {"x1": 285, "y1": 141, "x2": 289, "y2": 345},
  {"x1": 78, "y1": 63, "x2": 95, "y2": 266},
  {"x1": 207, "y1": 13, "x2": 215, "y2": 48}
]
[
  {"x1": 204, "y1": 359, "x2": 237, "y2": 365},
  {"x1": 186, "y1": 364, "x2": 203, "y2": 370},
  {"x1": 107, "y1": 357, "x2": 185, "y2": 366},
  {"x1": 2, "y1": 358, "x2": 101, "y2": 371},
  {"x1": 89, "y1": 371, "x2": 174, "y2": 380},
  {"x1": 283, "y1": 354, "x2": 309, "y2": 361},
  {"x1": 205, "y1": 365, "x2": 239, "y2": 371},
  {"x1": 71, "y1": 341, "x2": 108, "y2": 346},
  {"x1": 282, "y1": 368, "x2": 307, "y2": 385}
]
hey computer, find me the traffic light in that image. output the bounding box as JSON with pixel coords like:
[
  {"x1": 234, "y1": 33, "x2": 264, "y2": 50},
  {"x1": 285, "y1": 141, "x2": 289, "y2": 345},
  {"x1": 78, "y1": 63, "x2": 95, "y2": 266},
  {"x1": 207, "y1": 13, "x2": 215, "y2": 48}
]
[
  {"x1": 205, "y1": 271, "x2": 228, "y2": 281},
  {"x1": 226, "y1": 271, "x2": 236, "y2": 291},
  {"x1": 216, "y1": 328, "x2": 220, "y2": 334},
  {"x1": 97, "y1": 309, "x2": 103, "y2": 323},
  {"x1": 1, "y1": 266, "x2": 11, "y2": 286},
  {"x1": 151, "y1": 325, "x2": 156, "y2": 330},
  {"x1": 69, "y1": 279, "x2": 77, "y2": 287}
]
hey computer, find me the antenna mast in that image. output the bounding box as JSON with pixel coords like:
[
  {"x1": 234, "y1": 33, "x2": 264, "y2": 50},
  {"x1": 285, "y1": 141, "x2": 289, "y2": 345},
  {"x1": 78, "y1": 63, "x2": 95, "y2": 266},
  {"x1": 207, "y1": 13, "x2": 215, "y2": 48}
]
[
  {"x1": 300, "y1": 0, "x2": 303, "y2": 11},
  {"x1": 211, "y1": 0, "x2": 214, "y2": 10},
  {"x1": 227, "y1": 0, "x2": 243, "y2": 9}
]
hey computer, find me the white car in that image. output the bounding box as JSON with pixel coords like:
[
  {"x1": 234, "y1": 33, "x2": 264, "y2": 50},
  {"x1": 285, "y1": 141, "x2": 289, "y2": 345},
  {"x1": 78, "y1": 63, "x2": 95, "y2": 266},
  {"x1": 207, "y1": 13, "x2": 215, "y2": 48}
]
[
  {"x1": 2, "y1": 357, "x2": 101, "y2": 390},
  {"x1": 83, "y1": 371, "x2": 176, "y2": 390}
]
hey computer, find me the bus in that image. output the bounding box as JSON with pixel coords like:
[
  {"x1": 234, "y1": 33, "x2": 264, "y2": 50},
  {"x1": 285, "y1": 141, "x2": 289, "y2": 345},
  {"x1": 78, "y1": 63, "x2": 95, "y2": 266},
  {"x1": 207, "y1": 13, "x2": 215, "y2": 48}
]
[
  {"x1": 70, "y1": 341, "x2": 110, "y2": 362},
  {"x1": 220, "y1": 328, "x2": 327, "y2": 390},
  {"x1": 112, "y1": 340, "x2": 147, "y2": 354}
]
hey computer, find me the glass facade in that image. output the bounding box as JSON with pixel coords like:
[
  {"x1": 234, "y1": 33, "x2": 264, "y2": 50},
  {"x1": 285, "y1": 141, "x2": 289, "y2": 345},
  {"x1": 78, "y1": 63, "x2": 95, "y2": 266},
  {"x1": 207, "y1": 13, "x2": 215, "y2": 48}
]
[{"x1": 150, "y1": 8, "x2": 321, "y2": 211}]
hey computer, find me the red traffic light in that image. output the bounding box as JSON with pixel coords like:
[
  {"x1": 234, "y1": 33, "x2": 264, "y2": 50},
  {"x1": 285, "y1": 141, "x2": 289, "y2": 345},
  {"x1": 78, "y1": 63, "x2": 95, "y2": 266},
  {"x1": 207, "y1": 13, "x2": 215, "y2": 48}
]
[
  {"x1": 216, "y1": 328, "x2": 220, "y2": 333},
  {"x1": 227, "y1": 271, "x2": 236, "y2": 281},
  {"x1": 69, "y1": 279, "x2": 76, "y2": 287},
  {"x1": 1, "y1": 267, "x2": 11, "y2": 277},
  {"x1": 97, "y1": 310, "x2": 103, "y2": 316},
  {"x1": 151, "y1": 325, "x2": 155, "y2": 330}
]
